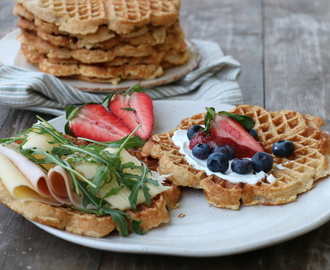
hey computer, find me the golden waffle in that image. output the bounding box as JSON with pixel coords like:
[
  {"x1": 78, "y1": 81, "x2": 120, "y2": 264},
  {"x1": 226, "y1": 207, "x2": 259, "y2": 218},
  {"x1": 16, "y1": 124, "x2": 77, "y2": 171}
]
[
  {"x1": 141, "y1": 105, "x2": 330, "y2": 210},
  {"x1": 18, "y1": 25, "x2": 188, "y2": 62},
  {"x1": 13, "y1": 3, "x2": 35, "y2": 21},
  {"x1": 15, "y1": 4, "x2": 169, "y2": 43},
  {"x1": 27, "y1": 49, "x2": 166, "y2": 67},
  {"x1": 19, "y1": 29, "x2": 157, "y2": 63},
  {"x1": 0, "y1": 136, "x2": 181, "y2": 237},
  {"x1": 21, "y1": 42, "x2": 167, "y2": 67},
  {"x1": 39, "y1": 56, "x2": 164, "y2": 82},
  {"x1": 17, "y1": 17, "x2": 170, "y2": 50},
  {"x1": 0, "y1": 178, "x2": 181, "y2": 237},
  {"x1": 14, "y1": 0, "x2": 181, "y2": 35},
  {"x1": 21, "y1": 45, "x2": 165, "y2": 84}
]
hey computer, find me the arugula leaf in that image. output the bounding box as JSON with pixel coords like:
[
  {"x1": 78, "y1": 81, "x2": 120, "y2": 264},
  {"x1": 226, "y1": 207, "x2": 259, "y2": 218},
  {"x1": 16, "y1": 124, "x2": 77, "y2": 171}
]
[
  {"x1": 70, "y1": 180, "x2": 130, "y2": 236},
  {"x1": 102, "y1": 208, "x2": 130, "y2": 236},
  {"x1": 76, "y1": 132, "x2": 146, "y2": 150},
  {"x1": 131, "y1": 219, "x2": 147, "y2": 235},
  {"x1": 127, "y1": 164, "x2": 156, "y2": 211},
  {"x1": 105, "y1": 135, "x2": 145, "y2": 149},
  {"x1": 121, "y1": 107, "x2": 136, "y2": 112}
]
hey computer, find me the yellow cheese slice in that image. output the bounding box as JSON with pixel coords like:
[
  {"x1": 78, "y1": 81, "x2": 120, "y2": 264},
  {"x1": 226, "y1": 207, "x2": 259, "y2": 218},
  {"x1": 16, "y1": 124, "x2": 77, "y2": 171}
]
[
  {"x1": 0, "y1": 145, "x2": 53, "y2": 198},
  {"x1": 22, "y1": 131, "x2": 58, "y2": 170},
  {"x1": 22, "y1": 132, "x2": 53, "y2": 151},
  {"x1": 0, "y1": 153, "x2": 60, "y2": 205},
  {"x1": 100, "y1": 148, "x2": 170, "y2": 210}
]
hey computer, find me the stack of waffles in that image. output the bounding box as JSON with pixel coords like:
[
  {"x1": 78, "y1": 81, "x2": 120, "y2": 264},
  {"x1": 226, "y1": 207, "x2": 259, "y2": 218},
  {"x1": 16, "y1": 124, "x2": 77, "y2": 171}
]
[{"x1": 13, "y1": 0, "x2": 189, "y2": 85}]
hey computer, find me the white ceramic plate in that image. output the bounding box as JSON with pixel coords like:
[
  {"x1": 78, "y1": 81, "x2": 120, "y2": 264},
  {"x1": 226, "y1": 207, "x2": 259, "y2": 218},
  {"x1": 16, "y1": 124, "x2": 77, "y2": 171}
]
[
  {"x1": 0, "y1": 29, "x2": 200, "y2": 92},
  {"x1": 29, "y1": 100, "x2": 330, "y2": 257}
]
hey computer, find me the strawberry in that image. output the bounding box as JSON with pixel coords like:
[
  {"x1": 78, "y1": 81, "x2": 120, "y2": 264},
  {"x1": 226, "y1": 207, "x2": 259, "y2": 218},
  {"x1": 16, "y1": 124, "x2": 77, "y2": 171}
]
[
  {"x1": 189, "y1": 108, "x2": 264, "y2": 158},
  {"x1": 108, "y1": 85, "x2": 154, "y2": 140},
  {"x1": 65, "y1": 104, "x2": 132, "y2": 142}
]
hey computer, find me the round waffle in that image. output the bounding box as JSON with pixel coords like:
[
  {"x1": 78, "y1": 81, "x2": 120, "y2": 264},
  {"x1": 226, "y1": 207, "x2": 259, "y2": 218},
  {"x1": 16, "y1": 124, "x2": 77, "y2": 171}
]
[
  {"x1": 19, "y1": 29, "x2": 158, "y2": 63},
  {"x1": 20, "y1": 44, "x2": 166, "y2": 83},
  {"x1": 17, "y1": 17, "x2": 171, "y2": 50},
  {"x1": 14, "y1": 0, "x2": 181, "y2": 35},
  {"x1": 141, "y1": 105, "x2": 330, "y2": 210}
]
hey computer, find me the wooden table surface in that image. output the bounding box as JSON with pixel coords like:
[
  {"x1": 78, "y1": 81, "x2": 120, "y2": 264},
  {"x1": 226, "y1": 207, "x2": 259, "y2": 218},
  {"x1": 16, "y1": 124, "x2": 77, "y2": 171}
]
[{"x1": 1, "y1": 0, "x2": 330, "y2": 269}]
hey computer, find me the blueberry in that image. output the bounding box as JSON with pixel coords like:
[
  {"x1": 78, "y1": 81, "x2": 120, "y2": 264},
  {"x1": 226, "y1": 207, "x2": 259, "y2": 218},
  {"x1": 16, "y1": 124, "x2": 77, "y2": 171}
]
[
  {"x1": 231, "y1": 159, "x2": 253, "y2": 174},
  {"x1": 272, "y1": 140, "x2": 295, "y2": 157},
  {"x1": 213, "y1": 144, "x2": 235, "y2": 160},
  {"x1": 207, "y1": 153, "x2": 229, "y2": 173},
  {"x1": 252, "y1": 152, "x2": 273, "y2": 173},
  {"x1": 192, "y1": 143, "x2": 211, "y2": 159},
  {"x1": 187, "y1": 125, "x2": 202, "y2": 140},
  {"x1": 249, "y1": 128, "x2": 258, "y2": 141}
]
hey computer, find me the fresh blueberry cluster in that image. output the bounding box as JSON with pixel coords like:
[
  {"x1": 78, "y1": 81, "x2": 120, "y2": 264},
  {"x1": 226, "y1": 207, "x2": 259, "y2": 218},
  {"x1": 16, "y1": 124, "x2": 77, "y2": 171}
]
[{"x1": 187, "y1": 125, "x2": 295, "y2": 175}]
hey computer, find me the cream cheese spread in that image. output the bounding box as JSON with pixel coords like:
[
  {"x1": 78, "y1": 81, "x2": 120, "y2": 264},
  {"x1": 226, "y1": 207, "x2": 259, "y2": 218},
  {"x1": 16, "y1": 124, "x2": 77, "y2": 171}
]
[{"x1": 172, "y1": 129, "x2": 276, "y2": 185}]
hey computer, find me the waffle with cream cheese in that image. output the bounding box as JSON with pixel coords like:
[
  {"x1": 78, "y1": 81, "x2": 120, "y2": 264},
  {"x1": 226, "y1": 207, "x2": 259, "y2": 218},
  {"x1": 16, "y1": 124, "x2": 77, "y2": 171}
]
[{"x1": 141, "y1": 105, "x2": 330, "y2": 210}]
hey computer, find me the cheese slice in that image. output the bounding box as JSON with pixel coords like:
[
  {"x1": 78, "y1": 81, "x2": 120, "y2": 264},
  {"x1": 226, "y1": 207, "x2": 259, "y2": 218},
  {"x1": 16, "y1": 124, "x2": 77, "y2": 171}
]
[
  {"x1": 0, "y1": 153, "x2": 60, "y2": 205},
  {"x1": 22, "y1": 132, "x2": 53, "y2": 151},
  {"x1": 0, "y1": 145, "x2": 54, "y2": 199},
  {"x1": 22, "y1": 131, "x2": 57, "y2": 170},
  {"x1": 100, "y1": 148, "x2": 170, "y2": 210}
]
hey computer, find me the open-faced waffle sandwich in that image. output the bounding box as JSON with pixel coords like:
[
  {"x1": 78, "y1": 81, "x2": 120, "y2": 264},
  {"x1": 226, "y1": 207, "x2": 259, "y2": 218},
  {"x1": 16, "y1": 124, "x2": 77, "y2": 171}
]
[
  {"x1": 141, "y1": 104, "x2": 330, "y2": 210},
  {"x1": 12, "y1": 0, "x2": 189, "y2": 85},
  {"x1": 0, "y1": 87, "x2": 181, "y2": 237}
]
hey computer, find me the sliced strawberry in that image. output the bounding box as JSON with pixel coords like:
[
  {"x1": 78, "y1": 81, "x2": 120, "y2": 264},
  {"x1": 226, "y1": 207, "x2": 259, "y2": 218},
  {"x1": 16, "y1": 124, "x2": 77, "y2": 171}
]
[
  {"x1": 66, "y1": 104, "x2": 132, "y2": 142},
  {"x1": 189, "y1": 109, "x2": 264, "y2": 158},
  {"x1": 109, "y1": 86, "x2": 154, "y2": 140}
]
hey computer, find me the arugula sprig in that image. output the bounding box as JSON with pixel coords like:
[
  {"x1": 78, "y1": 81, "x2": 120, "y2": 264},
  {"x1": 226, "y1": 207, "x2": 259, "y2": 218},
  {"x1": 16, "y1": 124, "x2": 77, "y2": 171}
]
[{"x1": 1, "y1": 117, "x2": 157, "y2": 236}]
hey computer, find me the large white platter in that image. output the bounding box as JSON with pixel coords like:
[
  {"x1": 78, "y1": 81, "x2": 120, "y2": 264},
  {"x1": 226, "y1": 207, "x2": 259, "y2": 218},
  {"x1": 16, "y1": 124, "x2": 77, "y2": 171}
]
[
  {"x1": 29, "y1": 100, "x2": 330, "y2": 257},
  {"x1": 0, "y1": 29, "x2": 200, "y2": 92}
]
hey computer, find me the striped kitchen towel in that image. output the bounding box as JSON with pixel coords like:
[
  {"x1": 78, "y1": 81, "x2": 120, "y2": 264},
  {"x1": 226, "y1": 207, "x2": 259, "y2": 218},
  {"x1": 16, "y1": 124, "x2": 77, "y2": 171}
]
[{"x1": 0, "y1": 39, "x2": 242, "y2": 116}]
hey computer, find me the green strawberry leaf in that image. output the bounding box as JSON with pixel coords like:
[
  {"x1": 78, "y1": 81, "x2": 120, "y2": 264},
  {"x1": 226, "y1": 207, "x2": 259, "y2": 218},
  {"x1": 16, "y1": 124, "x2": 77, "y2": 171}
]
[
  {"x1": 203, "y1": 107, "x2": 255, "y2": 133},
  {"x1": 125, "y1": 83, "x2": 145, "y2": 95},
  {"x1": 102, "y1": 94, "x2": 114, "y2": 108},
  {"x1": 219, "y1": 111, "x2": 255, "y2": 131}
]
